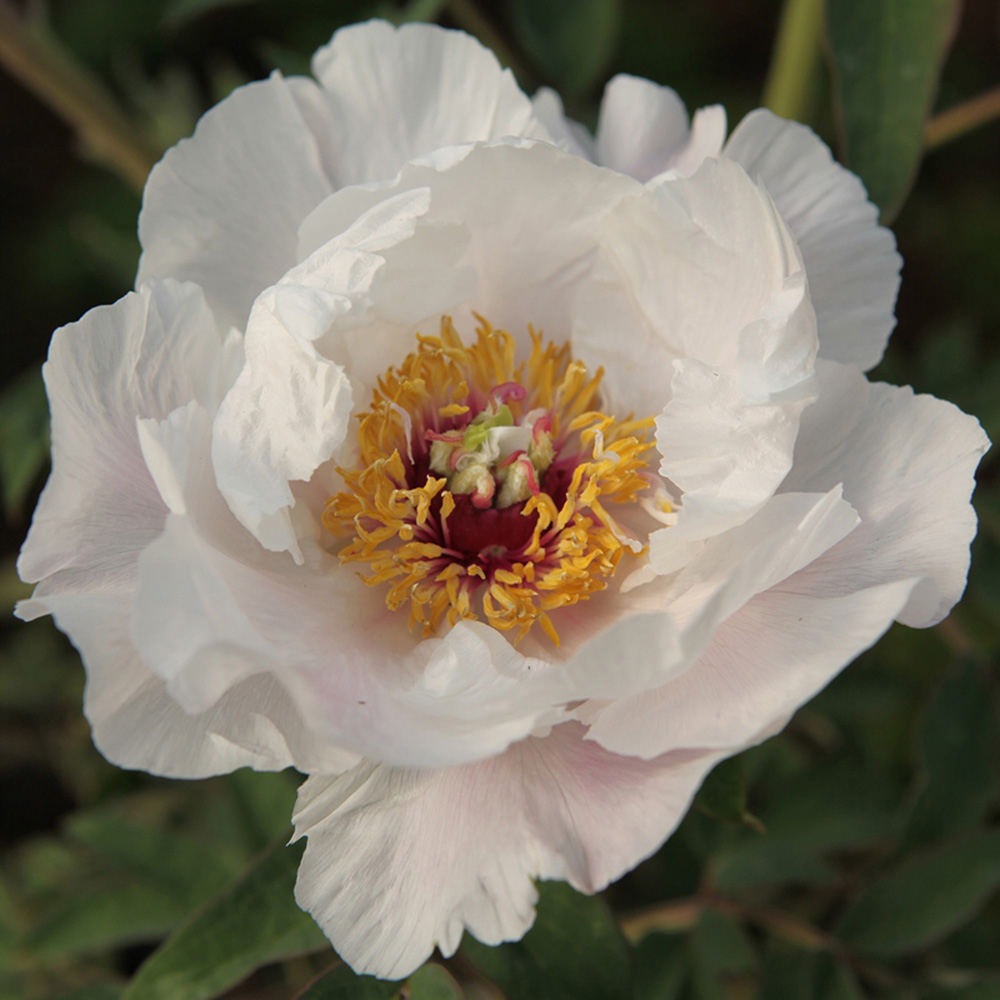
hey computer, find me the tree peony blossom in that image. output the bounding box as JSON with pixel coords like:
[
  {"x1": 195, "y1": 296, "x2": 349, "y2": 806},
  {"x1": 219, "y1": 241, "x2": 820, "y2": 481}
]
[{"x1": 18, "y1": 19, "x2": 988, "y2": 980}]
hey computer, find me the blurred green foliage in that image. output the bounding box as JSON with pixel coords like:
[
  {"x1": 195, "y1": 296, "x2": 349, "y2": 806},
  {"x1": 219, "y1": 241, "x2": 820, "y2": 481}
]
[
  {"x1": 827, "y1": 0, "x2": 960, "y2": 219},
  {"x1": 1, "y1": 0, "x2": 998, "y2": 998}
]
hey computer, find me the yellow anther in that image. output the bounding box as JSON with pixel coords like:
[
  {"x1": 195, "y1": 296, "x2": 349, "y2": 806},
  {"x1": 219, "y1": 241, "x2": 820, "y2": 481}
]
[{"x1": 323, "y1": 316, "x2": 653, "y2": 645}]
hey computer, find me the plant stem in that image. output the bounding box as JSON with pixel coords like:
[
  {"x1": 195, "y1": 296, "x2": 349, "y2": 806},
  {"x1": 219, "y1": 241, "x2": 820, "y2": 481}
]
[
  {"x1": 0, "y1": 0, "x2": 158, "y2": 191},
  {"x1": 926, "y1": 84, "x2": 1000, "y2": 149},
  {"x1": 620, "y1": 897, "x2": 706, "y2": 941},
  {"x1": 762, "y1": 0, "x2": 826, "y2": 122},
  {"x1": 621, "y1": 894, "x2": 900, "y2": 991}
]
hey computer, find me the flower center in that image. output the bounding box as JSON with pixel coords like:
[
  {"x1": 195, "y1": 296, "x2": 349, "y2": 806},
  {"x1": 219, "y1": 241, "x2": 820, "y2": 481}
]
[{"x1": 323, "y1": 316, "x2": 655, "y2": 644}]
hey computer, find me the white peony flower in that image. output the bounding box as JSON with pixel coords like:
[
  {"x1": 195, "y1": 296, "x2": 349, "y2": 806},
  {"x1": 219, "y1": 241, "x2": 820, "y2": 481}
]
[{"x1": 17, "y1": 19, "x2": 988, "y2": 980}]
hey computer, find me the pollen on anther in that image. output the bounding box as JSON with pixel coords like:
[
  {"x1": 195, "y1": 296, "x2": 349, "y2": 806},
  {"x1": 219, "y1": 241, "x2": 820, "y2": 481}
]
[{"x1": 322, "y1": 316, "x2": 654, "y2": 644}]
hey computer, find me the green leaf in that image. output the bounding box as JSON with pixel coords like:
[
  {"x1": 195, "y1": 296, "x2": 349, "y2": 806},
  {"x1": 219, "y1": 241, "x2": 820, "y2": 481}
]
[
  {"x1": 0, "y1": 623, "x2": 80, "y2": 710},
  {"x1": 161, "y1": 0, "x2": 261, "y2": 27},
  {"x1": 462, "y1": 882, "x2": 630, "y2": 1000},
  {"x1": 67, "y1": 812, "x2": 241, "y2": 907},
  {"x1": 374, "y1": 0, "x2": 448, "y2": 26},
  {"x1": 714, "y1": 760, "x2": 898, "y2": 891},
  {"x1": 293, "y1": 964, "x2": 400, "y2": 1000},
  {"x1": 812, "y1": 954, "x2": 865, "y2": 1000},
  {"x1": 43, "y1": 985, "x2": 124, "y2": 1000},
  {"x1": 24, "y1": 809, "x2": 245, "y2": 959},
  {"x1": 28, "y1": 883, "x2": 190, "y2": 959},
  {"x1": 690, "y1": 908, "x2": 759, "y2": 1000},
  {"x1": 838, "y1": 829, "x2": 1000, "y2": 956},
  {"x1": 927, "y1": 987, "x2": 1000, "y2": 1000},
  {"x1": 760, "y1": 944, "x2": 816, "y2": 1000},
  {"x1": 632, "y1": 933, "x2": 687, "y2": 1000},
  {"x1": 123, "y1": 842, "x2": 329, "y2": 1000},
  {"x1": 901, "y1": 660, "x2": 999, "y2": 851},
  {"x1": 0, "y1": 370, "x2": 50, "y2": 518},
  {"x1": 510, "y1": 0, "x2": 621, "y2": 95},
  {"x1": 696, "y1": 756, "x2": 762, "y2": 829},
  {"x1": 826, "y1": 0, "x2": 960, "y2": 219},
  {"x1": 225, "y1": 769, "x2": 300, "y2": 852},
  {"x1": 407, "y1": 963, "x2": 466, "y2": 999}
]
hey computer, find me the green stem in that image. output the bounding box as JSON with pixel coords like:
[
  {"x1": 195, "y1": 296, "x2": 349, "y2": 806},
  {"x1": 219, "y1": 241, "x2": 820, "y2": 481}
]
[
  {"x1": 762, "y1": 0, "x2": 826, "y2": 122},
  {"x1": 0, "y1": 1, "x2": 158, "y2": 191},
  {"x1": 926, "y1": 84, "x2": 1000, "y2": 149}
]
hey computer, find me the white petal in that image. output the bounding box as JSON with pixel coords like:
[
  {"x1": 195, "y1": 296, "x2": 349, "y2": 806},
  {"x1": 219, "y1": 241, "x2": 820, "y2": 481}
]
[
  {"x1": 299, "y1": 140, "x2": 638, "y2": 341},
  {"x1": 212, "y1": 186, "x2": 473, "y2": 557},
  {"x1": 587, "y1": 364, "x2": 989, "y2": 760},
  {"x1": 531, "y1": 87, "x2": 595, "y2": 159},
  {"x1": 584, "y1": 577, "x2": 917, "y2": 759},
  {"x1": 18, "y1": 281, "x2": 226, "y2": 594},
  {"x1": 780, "y1": 361, "x2": 989, "y2": 626},
  {"x1": 669, "y1": 104, "x2": 727, "y2": 177},
  {"x1": 292, "y1": 722, "x2": 724, "y2": 979},
  {"x1": 568, "y1": 488, "x2": 859, "y2": 707},
  {"x1": 725, "y1": 110, "x2": 901, "y2": 370},
  {"x1": 134, "y1": 507, "x2": 563, "y2": 766},
  {"x1": 133, "y1": 516, "x2": 273, "y2": 714},
  {"x1": 310, "y1": 21, "x2": 547, "y2": 188},
  {"x1": 15, "y1": 592, "x2": 357, "y2": 777},
  {"x1": 595, "y1": 74, "x2": 725, "y2": 181},
  {"x1": 578, "y1": 157, "x2": 817, "y2": 546},
  {"x1": 135, "y1": 404, "x2": 292, "y2": 717},
  {"x1": 634, "y1": 159, "x2": 812, "y2": 370},
  {"x1": 137, "y1": 75, "x2": 334, "y2": 332}
]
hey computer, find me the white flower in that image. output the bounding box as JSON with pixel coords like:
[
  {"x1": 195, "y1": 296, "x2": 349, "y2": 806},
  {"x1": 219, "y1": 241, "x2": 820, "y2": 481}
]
[{"x1": 17, "y1": 20, "x2": 988, "y2": 980}]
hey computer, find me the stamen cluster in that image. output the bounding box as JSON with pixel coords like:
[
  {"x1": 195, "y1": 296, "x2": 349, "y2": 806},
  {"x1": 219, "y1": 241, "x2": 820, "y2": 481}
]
[{"x1": 324, "y1": 317, "x2": 654, "y2": 644}]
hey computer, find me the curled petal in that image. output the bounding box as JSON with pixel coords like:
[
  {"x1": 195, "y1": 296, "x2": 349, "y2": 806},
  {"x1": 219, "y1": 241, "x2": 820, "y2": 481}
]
[
  {"x1": 310, "y1": 21, "x2": 549, "y2": 187},
  {"x1": 781, "y1": 360, "x2": 989, "y2": 627},
  {"x1": 138, "y1": 75, "x2": 334, "y2": 332},
  {"x1": 725, "y1": 110, "x2": 901, "y2": 370},
  {"x1": 595, "y1": 74, "x2": 726, "y2": 181}
]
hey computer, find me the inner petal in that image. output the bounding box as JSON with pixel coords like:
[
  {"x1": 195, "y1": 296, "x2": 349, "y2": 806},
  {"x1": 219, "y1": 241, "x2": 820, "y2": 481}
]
[{"x1": 323, "y1": 316, "x2": 658, "y2": 644}]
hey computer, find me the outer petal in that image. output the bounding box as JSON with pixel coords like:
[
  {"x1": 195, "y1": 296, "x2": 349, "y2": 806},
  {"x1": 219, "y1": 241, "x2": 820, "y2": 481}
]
[
  {"x1": 562, "y1": 487, "x2": 859, "y2": 703},
  {"x1": 725, "y1": 110, "x2": 901, "y2": 370},
  {"x1": 586, "y1": 361, "x2": 988, "y2": 759},
  {"x1": 137, "y1": 75, "x2": 335, "y2": 332},
  {"x1": 14, "y1": 280, "x2": 345, "y2": 777},
  {"x1": 133, "y1": 509, "x2": 566, "y2": 768},
  {"x1": 531, "y1": 87, "x2": 595, "y2": 159},
  {"x1": 309, "y1": 21, "x2": 547, "y2": 188},
  {"x1": 780, "y1": 361, "x2": 989, "y2": 626},
  {"x1": 18, "y1": 280, "x2": 228, "y2": 595},
  {"x1": 292, "y1": 722, "x2": 725, "y2": 979},
  {"x1": 16, "y1": 593, "x2": 354, "y2": 777},
  {"x1": 595, "y1": 74, "x2": 725, "y2": 181},
  {"x1": 584, "y1": 579, "x2": 917, "y2": 759}
]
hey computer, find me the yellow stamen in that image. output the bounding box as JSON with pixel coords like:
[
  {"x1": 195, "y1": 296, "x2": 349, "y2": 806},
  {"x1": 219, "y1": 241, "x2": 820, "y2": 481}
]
[{"x1": 323, "y1": 317, "x2": 654, "y2": 643}]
